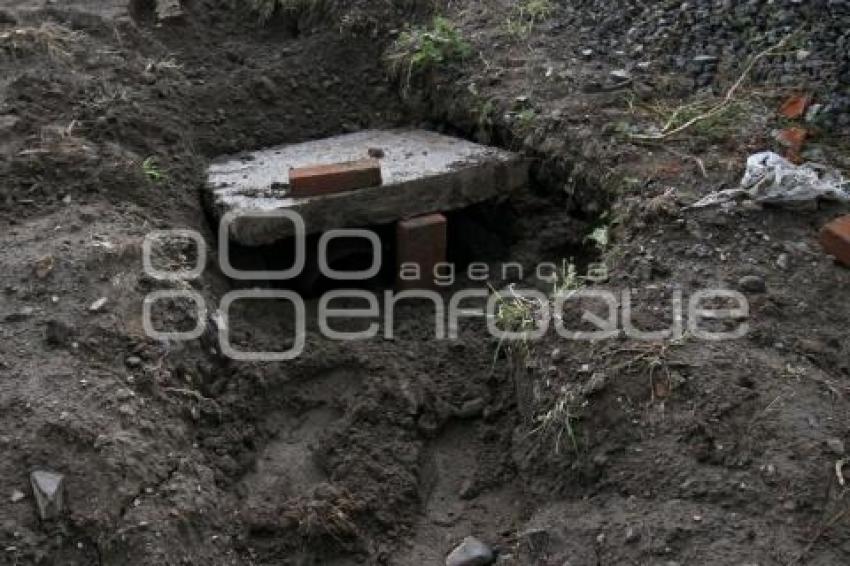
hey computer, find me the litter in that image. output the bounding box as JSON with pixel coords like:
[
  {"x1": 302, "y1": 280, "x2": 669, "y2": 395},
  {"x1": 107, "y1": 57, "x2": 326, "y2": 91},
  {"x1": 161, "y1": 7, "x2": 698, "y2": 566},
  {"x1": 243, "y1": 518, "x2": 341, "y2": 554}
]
[{"x1": 691, "y1": 152, "x2": 850, "y2": 208}]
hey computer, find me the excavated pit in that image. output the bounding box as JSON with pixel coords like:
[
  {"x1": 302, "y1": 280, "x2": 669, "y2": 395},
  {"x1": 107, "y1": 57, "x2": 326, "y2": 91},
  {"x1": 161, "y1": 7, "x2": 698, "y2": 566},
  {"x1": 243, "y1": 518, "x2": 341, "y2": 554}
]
[
  {"x1": 0, "y1": 2, "x2": 612, "y2": 564},
  {"x1": 4, "y1": 1, "x2": 849, "y2": 564}
]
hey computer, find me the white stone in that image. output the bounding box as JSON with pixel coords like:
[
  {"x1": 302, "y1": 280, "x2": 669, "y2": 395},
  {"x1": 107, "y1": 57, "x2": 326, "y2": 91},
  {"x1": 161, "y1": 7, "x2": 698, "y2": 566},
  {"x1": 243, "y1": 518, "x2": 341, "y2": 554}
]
[
  {"x1": 30, "y1": 470, "x2": 65, "y2": 520},
  {"x1": 446, "y1": 536, "x2": 494, "y2": 566},
  {"x1": 89, "y1": 297, "x2": 107, "y2": 312}
]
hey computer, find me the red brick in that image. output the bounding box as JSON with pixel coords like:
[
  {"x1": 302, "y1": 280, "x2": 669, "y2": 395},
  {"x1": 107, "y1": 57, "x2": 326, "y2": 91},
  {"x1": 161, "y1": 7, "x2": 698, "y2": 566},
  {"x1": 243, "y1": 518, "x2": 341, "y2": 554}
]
[
  {"x1": 289, "y1": 159, "x2": 382, "y2": 198},
  {"x1": 820, "y1": 215, "x2": 850, "y2": 267},
  {"x1": 396, "y1": 213, "x2": 447, "y2": 290}
]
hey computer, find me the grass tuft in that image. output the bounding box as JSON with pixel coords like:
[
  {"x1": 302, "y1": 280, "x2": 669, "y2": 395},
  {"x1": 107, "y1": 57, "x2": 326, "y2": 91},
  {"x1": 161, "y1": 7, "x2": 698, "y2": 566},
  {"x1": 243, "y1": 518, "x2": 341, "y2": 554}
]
[
  {"x1": 504, "y1": 0, "x2": 555, "y2": 38},
  {"x1": 0, "y1": 23, "x2": 86, "y2": 62},
  {"x1": 550, "y1": 259, "x2": 583, "y2": 298},
  {"x1": 530, "y1": 389, "x2": 581, "y2": 454},
  {"x1": 387, "y1": 16, "x2": 471, "y2": 92},
  {"x1": 142, "y1": 157, "x2": 165, "y2": 183},
  {"x1": 491, "y1": 284, "x2": 546, "y2": 360}
]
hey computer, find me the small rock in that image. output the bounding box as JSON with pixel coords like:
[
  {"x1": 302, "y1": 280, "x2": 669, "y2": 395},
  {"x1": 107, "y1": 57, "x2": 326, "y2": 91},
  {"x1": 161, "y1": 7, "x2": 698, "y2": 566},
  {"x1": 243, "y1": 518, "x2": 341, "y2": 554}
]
[
  {"x1": 610, "y1": 69, "x2": 631, "y2": 82},
  {"x1": 825, "y1": 438, "x2": 845, "y2": 455},
  {"x1": 625, "y1": 526, "x2": 640, "y2": 543},
  {"x1": 550, "y1": 348, "x2": 562, "y2": 362},
  {"x1": 446, "y1": 536, "x2": 494, "y2": 566},
  {"x1": 10, "y1": 489, "x2": 25, "y2": 503},
  {"x1": 155, "y1": 0, "x2": 184, "y2": 22},
  {"x1": 116, "y1": 388, "x2": 135, "y2": 402},
  {"x1": 89, "y1": 297, "x2": 108, "y2": 312},
  {"x1": 125, "y1": 356, "x2": 142, "y2": 369},
  {"x1": 776, "y1": 253, "x2": 789, "y2": 270},
  {"x1": 367, "y1": 147, "x2": 385, "y2": 159},
  {"x1": 693, "y1": 54, "x2": 719, "y2": 64},
  {"x1": 30, "y1": 470, "x2": 65, "y2": 520},
  {"x1": 119, "y1": 404, "x2": 137, "y2": 417},
  {"x1": 738, "y1": 275, "x2": 766, "y2": 293}
]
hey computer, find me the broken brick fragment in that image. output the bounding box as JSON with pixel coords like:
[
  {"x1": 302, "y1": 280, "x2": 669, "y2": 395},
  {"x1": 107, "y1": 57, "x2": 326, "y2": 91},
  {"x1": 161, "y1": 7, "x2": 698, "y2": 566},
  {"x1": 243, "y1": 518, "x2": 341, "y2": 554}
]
[
  {"x1": 779, "y1": 94, "x2": 810, "y2": 120},
  {"x1": 396, "y1": 213, "x2": 447, "y2": 291},
  {"x1": 288, "y1": 159, "x2": 382, "y2": 198},
  {"x1": 820, "y1": 215, "x2": 850, "y2": 267}
]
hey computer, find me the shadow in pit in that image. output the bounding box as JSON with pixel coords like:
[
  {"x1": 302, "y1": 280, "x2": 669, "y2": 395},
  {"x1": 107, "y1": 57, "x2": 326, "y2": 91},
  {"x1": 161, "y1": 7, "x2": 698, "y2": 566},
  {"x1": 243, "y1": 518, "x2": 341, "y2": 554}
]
[{"x1": 220, "y1": 199, "x2": 520, "y2": 298}]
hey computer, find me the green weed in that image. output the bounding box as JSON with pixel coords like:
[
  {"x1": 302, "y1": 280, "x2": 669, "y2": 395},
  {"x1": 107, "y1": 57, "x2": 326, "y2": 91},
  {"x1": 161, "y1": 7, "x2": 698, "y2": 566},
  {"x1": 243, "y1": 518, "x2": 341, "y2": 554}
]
[
  {"x1": 585, "y1": 226, "x2": 610, "y2": 252},
  {"x1": 549, "y1": 260, "x2": 582, "y2": 298},
  {"x1": 490, "y1": 283, "x2": 546, "y2": 367},
  {"x1": 514, "y1": 107, "x2": 537, "y2": 133},
  {"x1": 387, "y1": 16, "x2": 471, "y2": 91},
  {"x1": 142, "y1": 157, "x2": 165, "y2": 183}
]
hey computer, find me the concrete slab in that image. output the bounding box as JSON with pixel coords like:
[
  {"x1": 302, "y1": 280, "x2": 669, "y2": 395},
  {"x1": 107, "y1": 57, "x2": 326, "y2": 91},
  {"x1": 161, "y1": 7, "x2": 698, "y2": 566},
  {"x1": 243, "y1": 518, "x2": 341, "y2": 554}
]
[{"x1": 205, "y1": 130, "x2": 528, "y2": 246}]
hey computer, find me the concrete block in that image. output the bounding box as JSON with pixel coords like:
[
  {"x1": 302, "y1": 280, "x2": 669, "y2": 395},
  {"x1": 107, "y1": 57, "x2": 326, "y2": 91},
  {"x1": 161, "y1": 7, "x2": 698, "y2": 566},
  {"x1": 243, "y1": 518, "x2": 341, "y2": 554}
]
[
  {"x1": 206, "y1": 130, "x2": 528, "y2": 246},
  {"x1": 289, "y1": 158, "x2": 382, "y2": 198},
  {"x1": 820, "y1": 215, "x2": 850, "y2": 267},
  {"x1": 397, "y1": 213, "x2": 447, "y2": 291}
]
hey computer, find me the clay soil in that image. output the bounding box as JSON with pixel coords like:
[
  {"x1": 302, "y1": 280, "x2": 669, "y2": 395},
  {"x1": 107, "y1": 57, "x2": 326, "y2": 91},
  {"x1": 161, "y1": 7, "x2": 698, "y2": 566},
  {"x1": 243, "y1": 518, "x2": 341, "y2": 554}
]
[{"x1": 1, "y1": 1, "x2": 849, "y2": 565}]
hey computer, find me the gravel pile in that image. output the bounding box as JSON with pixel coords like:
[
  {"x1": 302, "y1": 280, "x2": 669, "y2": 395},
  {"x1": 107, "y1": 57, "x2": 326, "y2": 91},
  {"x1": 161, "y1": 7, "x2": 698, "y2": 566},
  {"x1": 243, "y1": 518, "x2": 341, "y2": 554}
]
[{"x1": 558, "y1": 0, "x2": 850, "y2": 128}]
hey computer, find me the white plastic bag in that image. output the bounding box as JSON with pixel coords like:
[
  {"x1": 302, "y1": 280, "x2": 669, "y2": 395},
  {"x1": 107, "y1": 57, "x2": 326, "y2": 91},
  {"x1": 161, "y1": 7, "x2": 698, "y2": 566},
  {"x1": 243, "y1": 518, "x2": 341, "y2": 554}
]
[{"x1": 692, "y1": 152, "x2": 850, "y2": 207}]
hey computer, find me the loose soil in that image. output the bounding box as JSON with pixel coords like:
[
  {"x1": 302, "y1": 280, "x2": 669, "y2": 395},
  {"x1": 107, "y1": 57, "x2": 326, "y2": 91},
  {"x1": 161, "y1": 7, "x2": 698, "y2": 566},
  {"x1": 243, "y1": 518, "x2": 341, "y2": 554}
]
[{"x1": 1, "y1": 1, "x2": 849, "y2": 566}]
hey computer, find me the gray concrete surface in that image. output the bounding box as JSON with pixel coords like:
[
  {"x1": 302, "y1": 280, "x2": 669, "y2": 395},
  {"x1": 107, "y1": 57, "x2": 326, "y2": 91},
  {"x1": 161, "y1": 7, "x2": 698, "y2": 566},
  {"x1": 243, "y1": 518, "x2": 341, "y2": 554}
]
[{"x1": 205, "y1": 129, "x2": 528, "y2": 245}]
